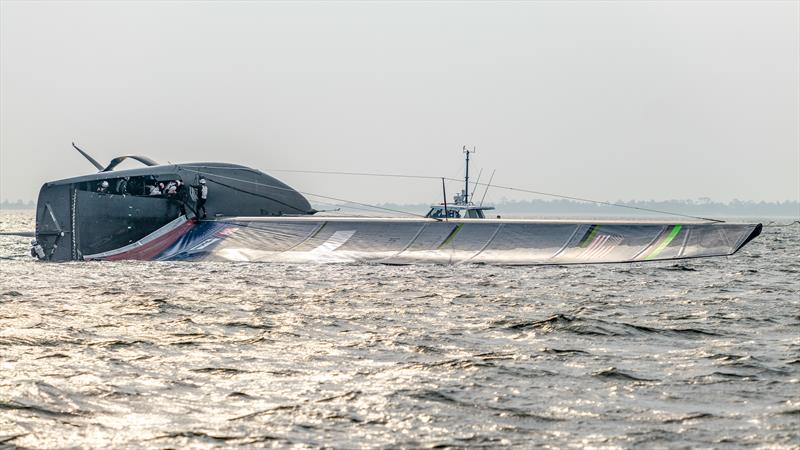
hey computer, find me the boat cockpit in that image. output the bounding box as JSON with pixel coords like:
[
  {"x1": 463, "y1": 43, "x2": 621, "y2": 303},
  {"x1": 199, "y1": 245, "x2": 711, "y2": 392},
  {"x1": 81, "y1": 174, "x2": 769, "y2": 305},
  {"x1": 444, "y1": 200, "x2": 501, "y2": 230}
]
[{"x1": 77, "y1": 174, "x2": 185, "y2": 197}]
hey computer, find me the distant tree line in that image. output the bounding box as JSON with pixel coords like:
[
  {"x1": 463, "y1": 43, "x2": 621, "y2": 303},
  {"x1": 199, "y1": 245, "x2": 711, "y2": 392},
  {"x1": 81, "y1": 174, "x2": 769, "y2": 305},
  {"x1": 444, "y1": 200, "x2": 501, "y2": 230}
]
[{"x1": 0, "y1": 199, "x2": 36, "y2": 210}]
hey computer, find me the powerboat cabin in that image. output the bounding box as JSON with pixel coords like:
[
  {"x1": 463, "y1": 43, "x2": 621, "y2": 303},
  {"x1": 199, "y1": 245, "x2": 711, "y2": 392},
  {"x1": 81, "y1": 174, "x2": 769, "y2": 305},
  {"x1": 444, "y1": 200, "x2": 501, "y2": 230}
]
[{"x1": 425, "y1": 203, "x2": 495, "y2": 219}]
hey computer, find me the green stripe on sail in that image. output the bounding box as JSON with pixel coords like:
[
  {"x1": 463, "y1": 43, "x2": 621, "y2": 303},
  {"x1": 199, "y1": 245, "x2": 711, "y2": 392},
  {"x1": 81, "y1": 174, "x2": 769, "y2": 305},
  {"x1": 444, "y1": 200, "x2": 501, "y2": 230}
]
[
  {"x1": 578, "y1": 225, "x2": 599, "y2": 248},
  {"x1": 438, "y1": 224, "x2": 462, "y2": 249},
  {"x1": 645, "y1": 225, "x2": 682, "y2": 260}
]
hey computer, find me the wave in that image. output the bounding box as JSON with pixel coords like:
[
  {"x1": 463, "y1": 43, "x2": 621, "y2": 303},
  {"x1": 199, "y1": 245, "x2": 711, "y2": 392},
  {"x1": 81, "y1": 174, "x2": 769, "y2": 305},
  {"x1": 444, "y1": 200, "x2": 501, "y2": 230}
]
[
  {"x1": 662, "y1": 412, "x2": 714, "y2": 423},
  {"x1": 593, "y1": 367, "x2": 658, "y2": 382},
  {"x1": 501, "y1": 314, "x2": 720, "y2": 338},
  {"x1": 0, "y1": 400, "x2": 85, "y2": 418}
]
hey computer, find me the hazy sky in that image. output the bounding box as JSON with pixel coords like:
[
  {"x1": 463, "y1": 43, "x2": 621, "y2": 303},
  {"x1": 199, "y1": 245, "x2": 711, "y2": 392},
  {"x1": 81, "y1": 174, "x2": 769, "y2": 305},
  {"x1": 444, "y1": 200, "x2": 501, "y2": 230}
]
[{"x1": 1, "y1": 1, "x2": 798, "y2": 205}]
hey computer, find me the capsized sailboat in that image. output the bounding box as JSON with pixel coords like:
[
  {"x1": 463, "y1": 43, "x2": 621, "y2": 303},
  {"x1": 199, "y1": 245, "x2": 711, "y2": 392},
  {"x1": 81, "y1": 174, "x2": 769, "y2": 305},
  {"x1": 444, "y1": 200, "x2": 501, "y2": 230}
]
[{"x1": 32, "y1": 144, "x2": 761, "y2": 264}]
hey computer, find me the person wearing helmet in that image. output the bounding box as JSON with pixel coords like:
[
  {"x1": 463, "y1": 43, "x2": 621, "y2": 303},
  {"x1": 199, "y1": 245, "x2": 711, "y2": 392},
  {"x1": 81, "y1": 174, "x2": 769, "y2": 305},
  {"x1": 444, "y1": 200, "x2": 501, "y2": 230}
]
[
  {"x1": 96, "y1": 180, "x2": 109, "y2": 193},
  {"x1": 165, "y1": 181, "x2": 177, "y2": 196},
  {"x1": 195, "y1": 178, "x2": 208, "y2": 219},
  {"x1": 116, "y1": 176, "x2": 129, "y2": 195},
  {"x1": 175, "y1": 180, "x2": 188, "y2": 215}
]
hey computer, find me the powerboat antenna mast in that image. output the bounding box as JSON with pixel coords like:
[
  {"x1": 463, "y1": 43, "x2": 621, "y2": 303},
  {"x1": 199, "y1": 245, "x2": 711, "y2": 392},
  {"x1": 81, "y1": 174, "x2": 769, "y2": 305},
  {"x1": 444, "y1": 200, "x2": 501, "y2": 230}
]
[{"x1": 461, "y1": 145, "x2": 476, "y2": 205}]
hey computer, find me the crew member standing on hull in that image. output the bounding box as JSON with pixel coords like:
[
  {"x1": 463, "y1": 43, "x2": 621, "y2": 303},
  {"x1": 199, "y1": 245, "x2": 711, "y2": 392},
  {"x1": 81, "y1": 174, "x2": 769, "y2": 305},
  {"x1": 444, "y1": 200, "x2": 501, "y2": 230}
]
[{"x1": 196, "y1": 178, "x2": 208, "y2": 219}]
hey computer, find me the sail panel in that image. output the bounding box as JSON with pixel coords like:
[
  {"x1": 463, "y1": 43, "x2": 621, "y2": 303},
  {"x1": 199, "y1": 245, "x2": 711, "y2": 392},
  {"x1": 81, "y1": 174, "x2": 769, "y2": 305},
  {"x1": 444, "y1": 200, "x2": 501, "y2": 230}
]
[{"x1": 147, "y1": 218, "x2": 760, "y2": 265}]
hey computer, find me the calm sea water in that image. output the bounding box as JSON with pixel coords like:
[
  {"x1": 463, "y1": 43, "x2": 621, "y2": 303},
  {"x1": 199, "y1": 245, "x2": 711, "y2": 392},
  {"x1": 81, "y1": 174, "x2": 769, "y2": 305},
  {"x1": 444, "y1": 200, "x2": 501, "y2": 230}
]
[{"x1": 0, "y1": 211, "x2": 797, "y2": 449}]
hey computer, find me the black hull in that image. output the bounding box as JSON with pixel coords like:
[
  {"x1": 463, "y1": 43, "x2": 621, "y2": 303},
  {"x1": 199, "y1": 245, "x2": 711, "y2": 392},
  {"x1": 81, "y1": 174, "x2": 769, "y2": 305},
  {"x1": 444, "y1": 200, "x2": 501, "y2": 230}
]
[
  {"x1": 35, "y1": 162, "x2": 315, "y2": 261},
  {"x1": 75, "y1": 191, "x2": 183, "y2": 256}
]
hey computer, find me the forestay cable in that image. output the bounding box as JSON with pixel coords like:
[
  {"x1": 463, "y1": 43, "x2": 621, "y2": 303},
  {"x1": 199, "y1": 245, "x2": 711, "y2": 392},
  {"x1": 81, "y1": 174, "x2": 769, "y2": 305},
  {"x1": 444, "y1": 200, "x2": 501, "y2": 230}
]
[
  {"x1": 464, "y1": 180, "x2": 725, "y2": 223},
  {"x1": 262, "y1": 168, "x2": 726, "y2": 223}
]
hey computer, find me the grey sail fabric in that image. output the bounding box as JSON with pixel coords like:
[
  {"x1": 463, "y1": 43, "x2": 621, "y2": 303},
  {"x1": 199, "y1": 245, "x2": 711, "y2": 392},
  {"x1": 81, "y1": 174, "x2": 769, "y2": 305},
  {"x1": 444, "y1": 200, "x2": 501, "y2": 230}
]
[{"x1": 161, "y1": 218, "x2": 761, "y2": 265}]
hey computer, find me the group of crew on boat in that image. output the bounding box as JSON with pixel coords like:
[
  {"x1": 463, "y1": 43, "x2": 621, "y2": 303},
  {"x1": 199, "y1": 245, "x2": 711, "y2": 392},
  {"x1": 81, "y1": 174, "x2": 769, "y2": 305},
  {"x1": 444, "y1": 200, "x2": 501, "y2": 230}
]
[
  {"x1": 90, "y1": 175, "x2": 210, "y2": 219},
  {"x1": 93, "y1": 176, "x2": 185, "y2": 196}
]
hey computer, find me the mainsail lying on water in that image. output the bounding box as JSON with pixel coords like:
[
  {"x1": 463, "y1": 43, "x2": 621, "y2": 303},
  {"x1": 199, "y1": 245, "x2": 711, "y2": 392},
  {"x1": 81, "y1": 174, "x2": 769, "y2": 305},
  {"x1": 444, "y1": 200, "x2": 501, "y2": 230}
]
[{"x1": 84, "y1": 216, "x2": 761, "y2": 265}]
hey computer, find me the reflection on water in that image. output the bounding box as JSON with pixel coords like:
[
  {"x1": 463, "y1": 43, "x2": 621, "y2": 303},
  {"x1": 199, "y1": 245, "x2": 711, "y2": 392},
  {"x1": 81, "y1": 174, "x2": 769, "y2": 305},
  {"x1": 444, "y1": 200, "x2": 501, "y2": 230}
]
[{"x1": 0, "y1": 211, "x2": 798, "y2": 448}]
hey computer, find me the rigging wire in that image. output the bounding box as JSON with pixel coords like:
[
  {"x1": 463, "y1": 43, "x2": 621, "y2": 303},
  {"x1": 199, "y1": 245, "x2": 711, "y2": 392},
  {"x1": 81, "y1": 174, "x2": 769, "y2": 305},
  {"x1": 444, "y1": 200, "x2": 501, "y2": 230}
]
[
  {"x1": 179, "y1": 168, "x2": 428, "y2": 218},
  {"x1": 261, "y1": 168, "x2": 726, "y2": 223},
  {"x1": 466, "y1": 180, "x2": 725, "y2": 223},
  {"x1": 469, "y1": 169, "x2": 483, "y2": 203},
  {"x1": 479, "y1": 170, "x2": 496, "y2": 208},
  {"x1": 265, "y1": 168, "x2": 441, "y2": 180}
]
